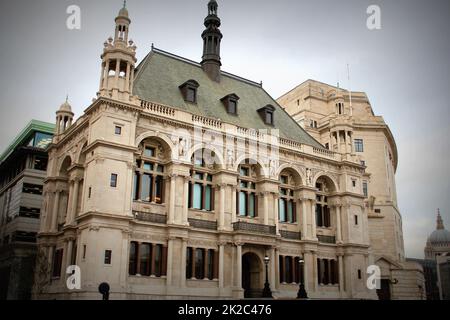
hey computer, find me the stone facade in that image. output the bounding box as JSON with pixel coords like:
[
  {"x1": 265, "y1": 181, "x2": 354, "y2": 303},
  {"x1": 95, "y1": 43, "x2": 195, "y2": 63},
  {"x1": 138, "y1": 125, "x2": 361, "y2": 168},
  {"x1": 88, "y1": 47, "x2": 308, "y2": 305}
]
[
  {"x1": 277, "y1": 79, "x2": 425, "y2": 299},
  {"x1": 31, "y1": 3, "x2": 413, "y2": 300}
]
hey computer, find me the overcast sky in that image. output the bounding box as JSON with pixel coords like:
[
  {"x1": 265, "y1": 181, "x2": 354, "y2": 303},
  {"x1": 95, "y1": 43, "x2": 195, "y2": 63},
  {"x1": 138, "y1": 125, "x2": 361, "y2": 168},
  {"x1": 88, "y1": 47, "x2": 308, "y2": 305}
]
[{"x1": 0, "y1": 0, "x2": 449, "y2": 258}]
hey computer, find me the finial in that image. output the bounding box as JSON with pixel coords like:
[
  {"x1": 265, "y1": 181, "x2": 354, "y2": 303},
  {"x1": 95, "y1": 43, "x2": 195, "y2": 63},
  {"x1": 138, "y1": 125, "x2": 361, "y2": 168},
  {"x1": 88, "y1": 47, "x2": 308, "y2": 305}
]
[
  {"x1": 66, "y1": 94, "x2": 69, "y2": 103},
  {"x1": 123, "y1": 0, "x2": 127, "y2": 8}
]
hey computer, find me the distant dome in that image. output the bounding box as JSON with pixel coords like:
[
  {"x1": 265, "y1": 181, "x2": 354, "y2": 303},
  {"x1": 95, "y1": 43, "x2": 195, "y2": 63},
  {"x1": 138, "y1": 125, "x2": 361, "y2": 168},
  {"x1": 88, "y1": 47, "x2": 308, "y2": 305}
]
[
  {"x1": 59, "y1": 100, "x2": 72, "y2": 112},
  {"x1": 427, "y1": 229, "x2": 450, "y2": 245},
  {"x1": 427, "y1": 212, "x2": 450, "y2": 245}
]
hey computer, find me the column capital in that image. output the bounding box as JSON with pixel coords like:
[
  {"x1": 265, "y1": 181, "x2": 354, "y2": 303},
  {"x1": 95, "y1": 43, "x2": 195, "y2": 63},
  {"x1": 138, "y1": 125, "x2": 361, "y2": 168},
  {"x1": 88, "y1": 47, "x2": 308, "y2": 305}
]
[
  {"x1": 218, "y1": 241, "x2": 227, "y2": 247},
  {"x1": 217, "y1": 183, "x2": 227, "y2": 189},
  {"x1": 234, "y1": 242, "x2": 244, "y2": 247},
  {"x1": 260, "y1": 191, "x2": 271, "y2": 197}
]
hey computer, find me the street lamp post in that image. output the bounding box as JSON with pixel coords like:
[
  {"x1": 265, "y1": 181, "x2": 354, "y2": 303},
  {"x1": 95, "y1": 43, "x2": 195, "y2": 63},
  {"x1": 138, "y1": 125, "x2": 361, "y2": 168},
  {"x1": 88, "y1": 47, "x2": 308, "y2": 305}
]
[
  {"x1": 262, "y1": 255, "x2": 273, "y2": 298},
  {"x1": 297, "y1": 257, "x2": 308, "y2": 299}
]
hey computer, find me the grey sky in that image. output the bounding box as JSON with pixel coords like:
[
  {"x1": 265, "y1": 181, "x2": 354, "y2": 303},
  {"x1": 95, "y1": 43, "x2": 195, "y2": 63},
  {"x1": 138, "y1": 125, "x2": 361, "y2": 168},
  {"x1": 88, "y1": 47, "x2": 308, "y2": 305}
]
[{"x1": 0, "y1": 0, "x2": 449, "y2": 258}]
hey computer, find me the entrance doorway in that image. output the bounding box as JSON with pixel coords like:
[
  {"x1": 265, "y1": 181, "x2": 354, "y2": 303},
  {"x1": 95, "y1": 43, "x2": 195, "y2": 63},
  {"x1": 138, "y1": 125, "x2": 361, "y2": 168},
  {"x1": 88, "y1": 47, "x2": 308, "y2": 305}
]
[
  {"x1": 242, "y1": 252, "x2": 262, "y2": 298},
  {"x1": 377, "y1": 279, "x2": 391, "y2": 300}
]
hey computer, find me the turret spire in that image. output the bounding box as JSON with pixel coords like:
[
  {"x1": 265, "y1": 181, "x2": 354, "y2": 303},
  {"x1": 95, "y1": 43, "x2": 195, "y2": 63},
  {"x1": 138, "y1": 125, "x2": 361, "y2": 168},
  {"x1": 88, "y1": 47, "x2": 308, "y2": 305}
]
[{"x1": 201, "y1": 0, "x2": 223, "y2": 82}]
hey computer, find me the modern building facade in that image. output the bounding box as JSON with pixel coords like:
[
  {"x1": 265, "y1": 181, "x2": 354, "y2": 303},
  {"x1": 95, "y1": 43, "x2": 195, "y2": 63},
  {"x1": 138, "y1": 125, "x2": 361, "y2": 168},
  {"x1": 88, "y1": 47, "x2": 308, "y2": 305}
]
[
  {"x1": 33, "y1": 2, "x2": 422, "y2": 300},
  {"x1": 0, "y1": 120, "x2": 54, "y2": 299},
  {"x1": 277, "y1": 80, "x2": 425, "y2": 299}
]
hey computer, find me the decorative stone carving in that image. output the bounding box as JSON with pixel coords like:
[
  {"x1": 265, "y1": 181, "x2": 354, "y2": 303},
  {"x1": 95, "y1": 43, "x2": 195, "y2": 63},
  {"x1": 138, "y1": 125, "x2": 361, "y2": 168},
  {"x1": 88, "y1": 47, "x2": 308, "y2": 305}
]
[
  {"x1": 306, "y1": 168, "x2": 313, "y2": 186},
  {"x1": 226, "y1": 148, "x2": 235, "y2": 169}
]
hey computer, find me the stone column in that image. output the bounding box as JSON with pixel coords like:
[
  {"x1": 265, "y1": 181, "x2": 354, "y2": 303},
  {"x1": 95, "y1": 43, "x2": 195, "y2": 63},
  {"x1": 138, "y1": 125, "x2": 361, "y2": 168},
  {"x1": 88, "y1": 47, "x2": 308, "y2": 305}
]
[
  {"x1": 274, "y1": 247, "x2": 280, "y2": 290},
  {"x1": 270, "y1": 246, "x2": 276, "y2": 291},
  {"x1": 273, "y1": 193, "x2": 280, "y2": 235},
  {"x1": 129, "y1": 67, "x2": 135, "y2": 95},
  {"x1": 66, "y1": 238, "x2": 74, "y2": 268},
  {"x1": 70, "y1": 179, "x2": 80, "y2": 225},
  {"x1": 263, "y1": 192, "x2": 269, "y2": 225},
  {"x1": 218, "y1": 184, "x2": 226, "y2": 230},
  {"x1": 311, "y1": 199, "x2": 317, "y2": 239},
  {"x1": 303, "y1": 251, "x2": 310, "y2": 292},
  {"x1": 312, "y1": 251, "x2": 318, "y2": 291},
  {"x1": 301, "y1": 198, "x2": 307, "y2": 240},
  {"x1": 231, "y1": 186, "x2": 237, "y2": 224},
  {"x1": 168, "y1": 174, "x2": 176, "y2": 224},
  {"x1": 166, "y1": 238, "x2": 174, "y2": 286},
  {"x1": 125, "y1": 63, "x2": 131, "y2": 93},
  {"x1": 182, "y1": 176, "x2": 189, "y2": 226},
  {"x1": 338, "y1": 254, "x2": 344, "y2": 293},
  {"x1": 51, "y1": 191, "x2": 61, "y2": 232},
  {"x1": 336, "y1": 205, "x2": 342, "y2": 243},
  {"x1": 180, "y1": 240, "x2": 187, "y2": 288},
  {"x1": 236, "y1": 243, "x2": 242, "y2": 288},
  {"x1": 219, "y1": 242, "x2": 225, "y2": 289}
]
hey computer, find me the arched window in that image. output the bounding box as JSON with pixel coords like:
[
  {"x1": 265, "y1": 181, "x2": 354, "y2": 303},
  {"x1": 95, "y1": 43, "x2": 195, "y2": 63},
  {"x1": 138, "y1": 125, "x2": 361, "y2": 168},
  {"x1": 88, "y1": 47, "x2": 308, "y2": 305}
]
[
  {"x1": 133, "y1": 142, "x2": 165, "y2": 204},
  {"x1": 188, "y1": 151, "x2": 215, "y2": 211},
  {"x1": 315, "y1": 178, "x2": 331, "y2": 228},
  {"x1": 279, "y1": 174, "x2": 297, "y2": 223},
  {"x1": 237, "y1": 163, "x2": 258, "y2": 217}
]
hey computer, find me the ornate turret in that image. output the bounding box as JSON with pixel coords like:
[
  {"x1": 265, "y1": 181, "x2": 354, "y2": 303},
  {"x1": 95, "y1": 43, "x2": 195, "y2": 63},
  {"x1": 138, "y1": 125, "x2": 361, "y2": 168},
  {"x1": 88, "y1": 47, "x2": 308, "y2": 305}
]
[
  {"x1": 55, "y1": 96, "x2": 74, "y2": 135},
  {"x1": 98, "y1": 1, "x2": 137, "y2": 102},
  {"x1": 201, "y1": 0, "x2": 223, "y2": 82}
]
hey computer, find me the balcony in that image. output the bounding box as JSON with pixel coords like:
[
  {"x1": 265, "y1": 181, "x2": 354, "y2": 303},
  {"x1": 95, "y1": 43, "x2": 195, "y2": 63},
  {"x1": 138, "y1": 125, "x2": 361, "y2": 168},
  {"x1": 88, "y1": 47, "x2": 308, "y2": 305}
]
[
  {"x1": 134, "y1": 211, "x2": 166, "y2": 224},
  {"x1": 317, "y1": 235, "x2": 336, "y2": 244},
  {"x1": 188, "y1": 218, "x2": 217, "y2": 230},
  {"x1": 233, "y1": 221, "x2": 276, "y2": 235},
  {"x1": 280, "y1": 230, "x2": 301, "y2": 240}
]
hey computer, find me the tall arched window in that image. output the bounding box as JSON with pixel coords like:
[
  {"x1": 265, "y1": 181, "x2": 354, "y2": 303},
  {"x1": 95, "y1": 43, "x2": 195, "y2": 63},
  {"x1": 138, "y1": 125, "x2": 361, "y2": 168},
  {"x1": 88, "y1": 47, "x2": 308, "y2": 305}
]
[
  {"x1": 279, "y1": 174, "x2": 296, "y2": 223},
  {"x1": 316, "y1": 178, "x2": 331, "y2": 228},
  {"x1": 237, "y1": 163, "x2": 258, "y2": 217},
  {"x1": 133, "y1": 142, "x2": 166, "y2": 204},
  {"x1": 188, "y1": 150, "x2": 215, "y2": 212}
]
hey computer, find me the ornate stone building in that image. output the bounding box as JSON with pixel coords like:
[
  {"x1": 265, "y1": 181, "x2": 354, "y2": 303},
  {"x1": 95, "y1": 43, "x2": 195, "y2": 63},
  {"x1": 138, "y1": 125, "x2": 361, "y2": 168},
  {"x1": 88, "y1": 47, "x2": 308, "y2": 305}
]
[
  {"x1": 277, "y1": 80, "x2": 425, "y2": 299},
  {"x1": 34, "y1": 2, "x2": 406, "y2": 299}
]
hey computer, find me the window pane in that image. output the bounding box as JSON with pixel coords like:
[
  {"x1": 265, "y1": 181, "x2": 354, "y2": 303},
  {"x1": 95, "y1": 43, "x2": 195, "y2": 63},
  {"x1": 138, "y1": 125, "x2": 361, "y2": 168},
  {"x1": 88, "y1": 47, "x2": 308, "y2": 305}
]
[
  {"x1": 140, "y1": 244, "x2": 151, "y2": 276},
  {"x1": 143, "y1": 162, "x2": 153, "y2": 171},
  {"x1": 279, "y1": 199, "x2": 286, "y2": 222},
  {"x1": 194, "y1": 173, "x2": 203, "y2": 180},
  {"x1": 239, "y1": 192, "x2": 247, "y2": 216},
  {"x1": 133, "y1": 172, "x2": 139, "y2": 200},
  {"x1": 249, "y1": 193, "x2": 255, "y2": 217},
  {"x1": 205, "y1": 185, "x2": 212, "y2": 211},
  {"x1": 34, "y1": 132, "x2": 53, "y2": 149},
  {"x1": 287, "y1": 201, "x2": 293, "y2": 223},
  {"x1": 140, "y1": 174, "x2": 151, "y2": 202},
  {"x1": 110, "y1": 174, "x2": 117, "y2": 188},
  {"x1": 129, "y1": 242, "x2": 137, "y2": 275},
  {"x1": 144, "y1": 147, "x2": 155, "y2": 157},
  {"x1": 240, "y1": 181, "x2": 248, "y2": 189},
  {"x1": 155, "y1": 176, "x2": 163, "y2": 204},
  {"x1": 266, "y1": 112, "x2": 273, "y2": 124},
  {"x1": 187, "y1": 88, "x2": 196, "y2": 102},
  {"x1": 154, "y1": 245, "x2": 162, "y2": 277},
  {"x1": 240, "y1": 167, "x2": 249, "y2": 177},
  {"x1": 195, "y1": 249, "x2": 204, "y2": 279},
  {"x1": 193, "y1": 183, "x2": 202, "y2": 209}
]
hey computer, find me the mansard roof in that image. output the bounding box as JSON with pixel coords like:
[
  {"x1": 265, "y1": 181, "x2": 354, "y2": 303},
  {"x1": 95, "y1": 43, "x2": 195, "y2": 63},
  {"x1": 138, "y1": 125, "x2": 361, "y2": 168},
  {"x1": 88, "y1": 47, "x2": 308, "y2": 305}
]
[{"x1": 133, "y1": 47, "x2": 323, "y2": 149}]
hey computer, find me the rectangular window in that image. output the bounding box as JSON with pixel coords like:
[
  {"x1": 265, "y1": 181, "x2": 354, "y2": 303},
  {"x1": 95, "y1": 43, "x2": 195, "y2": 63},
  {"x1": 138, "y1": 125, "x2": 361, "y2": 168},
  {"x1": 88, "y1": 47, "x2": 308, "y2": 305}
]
[
  {"x1": 186, "y1": 247, "x2": 193, "y2": 279},
  {"x1": 139, "y1": 243, "x2": 151, "y2": 276},
  {"x1": 88, "y1": 187, "x2": 92, "y2": 199},
  {"x1": 193, "y1": 183, "x2": 203, "y2": 209},
  {"x1": 22, "y1": 183, "x2": 43, "y2": 195},
  {"x1": 140, "y1": 174, "x2": 152, "y2": 202},
  {"x1": 354, "y1": 139, "x2": 364, "y2": 152},
  {"x1": 355, "y1": 215, "x2": 358, "y2": 225},
  {"x1": 133, "y1": 173, "x2": 139, "y2": 200},
  {"x1": 239, "y1": 192, "x2": 247, "y2": 216},
  {"x1": 144, "y1": 147, "x2": 155, "y2": 157},
  {"x1": 266, "y1": 111, "x2": 273, "y2": 125},
  {"x1": 325, "y1": 143, "x2": 329, "y2": 150},
  {"x1": 375, "y1": 209, "x2": 381, "y2": 214},
  {"x1": 82, "y1": 245, "x2": 87, "y2": 260},
  {"x1": 205, "y1": 185, "x2": 212, "y2": 211},
  {"x1": 115, "y1": 126, "x2": 122, "y2": 135},
  {"x1": 187, "y1": 88, "x2": 196, "y2": 103},
  {"x1": 249, "y1": 193, "x2": 255, "y2": 218},
  {"x1": 19, "y1": 207, "x2": 40, "y2": 219},
  {"x1": 153, "y1": 245, "x2": 162, "y2": 277},
  {"x1": 240, "y1": 167, "x2": 249, "y2": 177},
  {"x1": 33, "y1": 156, "x2": 48, "y2": 171},
  {"x1": 110, "y1": 174, "x2": 118, "y2": 188},
  {"x1": 228, "y1": 100, "x2": 237, "y2": 114},
  {"x1": 287, "y1": 201, "x2": 293, "y2": 223},
  {"x1": 279, "y1": 199, "x2": 286, "y2": 222},
  {"x1": 363, "y1": 182, "x2": 368, "y2": 197},
  {"x1": 352, "y1": 179, "x2": 356, "y2": 187},
  {"x1": 129, "y1": 242, "x2": 137, "y2": 275},
  {"x1": 358, "y1": 269, "x2": 362, "y2": 279},
  {"x1": 52, "y1": 248, "x2": 63, "y2": 278},
  {"x1": 155, "y1": 176, "x2": 163, "y2": 204},
  {"x1": 195, "y1": 248, "x2": 205, "y2": 279},
  {"x1": 104, "y1": 250, "x2": 112, "y2": 264}
]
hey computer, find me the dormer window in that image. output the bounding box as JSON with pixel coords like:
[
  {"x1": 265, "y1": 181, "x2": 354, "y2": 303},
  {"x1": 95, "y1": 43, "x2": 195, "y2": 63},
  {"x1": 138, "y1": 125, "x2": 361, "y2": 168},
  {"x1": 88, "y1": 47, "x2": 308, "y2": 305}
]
[
  {"x1": 221, "y1": 94, "x2": 240, "y2": 115},
  {"x1": 179, "y1": 80, "x2": 200, "y2": 103},
  {"x1": 257, "y1": 105, "x2": 275, "y2": 126}
]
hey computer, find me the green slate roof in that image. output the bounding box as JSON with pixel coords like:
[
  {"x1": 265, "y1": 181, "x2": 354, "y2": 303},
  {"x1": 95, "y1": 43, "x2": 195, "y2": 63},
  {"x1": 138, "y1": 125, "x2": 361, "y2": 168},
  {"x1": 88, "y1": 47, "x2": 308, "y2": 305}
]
[
  {"x1": 133, "y1": 48, "x2": 323, "y2": 149},
  {"x1": 0, "y1": 120, "x2": 55, "y2": 164}
]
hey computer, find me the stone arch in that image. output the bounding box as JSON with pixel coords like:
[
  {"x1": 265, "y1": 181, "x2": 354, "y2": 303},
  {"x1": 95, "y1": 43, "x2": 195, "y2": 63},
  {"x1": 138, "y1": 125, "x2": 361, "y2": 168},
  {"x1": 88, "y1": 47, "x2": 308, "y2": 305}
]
[
  {"x1": 277, "y1": 164, "x2": 304, "y2": 186},
  {"x1": 135, "y1": 131, "x2": 175, "y2": 154},
  {"x1": 187, "y1": 143, "x2": 225, "y2": 169},
  {"x1": 313, "y1": 172, "x2": 338, "y2": 192},
  {"x1": 58, "y1": 155, "x2": 73, "y2": 177},
  {"x1": 234, "y1": 155, "x2": 268, "y2": 178},
  {"x1": 75, "y1": 140, "x2": 88, "y2": 164},
  {"x1": 241, "y1": 250, "x2": 264, "y2": 298}
]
